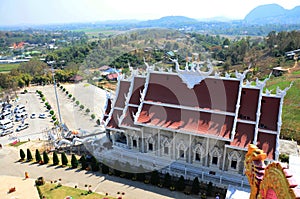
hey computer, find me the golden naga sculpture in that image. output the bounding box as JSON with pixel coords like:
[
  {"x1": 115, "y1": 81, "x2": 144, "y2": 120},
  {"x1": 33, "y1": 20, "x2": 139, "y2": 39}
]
[{"x1": 245, "y1": 144, "x2": 300, "y2": 199}]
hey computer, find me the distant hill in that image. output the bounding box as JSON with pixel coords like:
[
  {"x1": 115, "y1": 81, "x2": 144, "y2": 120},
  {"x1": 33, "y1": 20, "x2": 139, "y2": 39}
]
[
  {"x1": 244, "y1": 4, "x2": 300, "y2": 24},
  {"x1": 137, "y1": 16, "x2": 199, "y2": 28}
]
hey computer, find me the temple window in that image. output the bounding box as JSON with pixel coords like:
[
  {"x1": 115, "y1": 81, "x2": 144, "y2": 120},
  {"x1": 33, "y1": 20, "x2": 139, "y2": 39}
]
[
  {"x1": 210, "y1": 147, "x2": 222, "y2": 167},
  {"x1": 193, "y1": 143, "x2": 204, "y2": 163},
  {"x1": 149, "y1": 143, "x2": 153, "y2": 151},
  {"x1": 164, "y1": 146, "x2": 169, "y2": 155},
  {"x1": 177, "y1": 142, "x2": 186, "y2": 160},
  {"x1": 180, "y1": 150, "x2": 185, "y2": 158},
  {"x1": 161, "y1": 138, "x2": 170, "y2": 156},
  {"x1": 133, "y1": 139, "x2": 137, "y2": 148},
  {"x1": 228, "y1": 151, "x2": 242, "y2": 171}
]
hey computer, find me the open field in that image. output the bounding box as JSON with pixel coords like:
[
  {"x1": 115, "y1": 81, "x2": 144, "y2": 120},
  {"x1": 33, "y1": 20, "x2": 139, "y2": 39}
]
[
  {"x1": 39, "y1": 183, "x2": 115, "y2": 199},
  {"x1": 0, "y1": 63, "x2": 20, "y2": 73}
]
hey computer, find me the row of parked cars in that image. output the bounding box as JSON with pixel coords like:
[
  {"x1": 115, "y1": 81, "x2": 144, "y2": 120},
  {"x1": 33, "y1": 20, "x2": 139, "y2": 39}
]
[{"x1": 0, "y1": 102, "x2": 48, "y2": 136}]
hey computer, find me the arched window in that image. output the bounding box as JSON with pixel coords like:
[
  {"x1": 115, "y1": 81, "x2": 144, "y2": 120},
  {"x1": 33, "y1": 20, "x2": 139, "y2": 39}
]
[
  {"x1": 210, "y1": 147, "x2": 222, "y2": 167},
  {"x1": 130, "y1": 133, "x2": 139, "y2": 149},
  {"x1": 146, "y1": 136, "x2": 155, "y2": 152},
  {"x1": 193, "y1": 144, "x2": 205, "y2": 163},
  {"x1": 228, "y1": 151, "x2": 241, "y2": 171},
  {"x1": 161, "y1": 138, "x2": 170, "y2": 156},
  {"x1": 177, "y1": 141, "x2": 187, "y2": 160}
]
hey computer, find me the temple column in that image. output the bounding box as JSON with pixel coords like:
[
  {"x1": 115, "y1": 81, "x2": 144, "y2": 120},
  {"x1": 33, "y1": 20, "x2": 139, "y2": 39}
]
[
  {"x1": 205, "y1": 138, "x2": 209, "y2": 166},
  {"x1": 158, "y1": 129, "x2": 161, "y2": 157},
  {"x1": 141, "y1": 128, "x2": 144, "y2": 153},
  {"x1": 222, "y1": 146, "x2": 227, "y2": 171},
  {"x1": 173, "y1": 132, "x2": 176, "y2": 159},
  {"x1": 188, "y1": 134, "x2": 192, "y2": 164}
]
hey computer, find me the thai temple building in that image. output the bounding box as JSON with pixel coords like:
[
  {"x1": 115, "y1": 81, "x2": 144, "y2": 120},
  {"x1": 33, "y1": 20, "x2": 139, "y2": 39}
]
[{"x1": 102, "y1": 58, "x2": 292, "y2": 188}]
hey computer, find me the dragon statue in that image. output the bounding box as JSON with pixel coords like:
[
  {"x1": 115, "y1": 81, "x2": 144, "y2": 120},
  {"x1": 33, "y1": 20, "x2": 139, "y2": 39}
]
[{"x1": 245, "y1": 144, "x2": 300, "y2": 199}]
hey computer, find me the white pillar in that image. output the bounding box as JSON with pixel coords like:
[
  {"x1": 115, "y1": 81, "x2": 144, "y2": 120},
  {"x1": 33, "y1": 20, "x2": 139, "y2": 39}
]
[
  {"x1": 173, "y1": 131, "x2": 176, "y2": 159},
  {"x1": 205, "y1": 138, "x2": 209, "y2": 166},
  {"x1": 188, "y1": 134, "x2": 192, "y2": 164},
  {"x1": 158, "y1": 129, "x2": 161, "y2": 156},
  {"x1": 222, "y1": 146, "x2": 227, "y2": 171},
  {"x1": 141, "y1": 128, "x2": 144, "y2": 153}
]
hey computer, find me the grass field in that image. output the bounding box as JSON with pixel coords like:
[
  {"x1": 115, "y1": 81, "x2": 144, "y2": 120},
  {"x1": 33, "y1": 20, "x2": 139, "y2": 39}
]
[
  {"x1": 265, "y1": 69, "x2": 300, "y2": 143},
  {"x1": 38, "y1": 183, "x2": 116, "y2": 199},
  {"x1": 0, "y1": 63, "x2": 20, "y2": 73}
]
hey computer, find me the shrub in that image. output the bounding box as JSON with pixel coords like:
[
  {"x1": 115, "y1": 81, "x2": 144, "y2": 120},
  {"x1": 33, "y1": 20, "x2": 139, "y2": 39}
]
[
  {"x1": 53, "y1": 151, "x2": 59, "y2": 165},
  {"x1": 35, "y1": 177, "x2": 45, "y2": 186},
  {"x1": 27, "y1": 148, "x2": 33, "y2": 161},
  {"x1": 163, "y1": 173, "x2": 171, "y2": 188},
  {"x1": 150, "y1": 170, "x2": 159, "y2": 185},
  {"x1": 49, "y1": 110, "x2": 54, "y2": 115},
  {"x1": 61, "y1": 152, "x2": 68, "y2": 166},
  {"x1": 60, "y1": 85, "x2": 63, "y2": 89},
  {"x1": 176, "y1": 175, "x2": 185, "y2": 191},
  {"x1": 54, "y1": 121, "x2": 59, "y2": 126},
  {"x1": 80, "y1": 105, "x2": 84, "y2": 110},
  {"x1": 24, "y1": 89, "x2": 28, "y2": 93},
  {"x1": 71, "y1": 154, "x2": 78, "y2": 168},
  {"x1": 96, "y1": 119, "x2": 101, "y2": 125},
  {"x1": 35, "y1": 149, "x2": 42, "y2": 163},
  {"x1": 66, "y1": 91, "x2": 69, "y2": 95},
  {"x1": 91, "y1": 114, "x2": 95, "y2": 120},
  {"x1": 63, "y1": 88, "x2": 66, "y2": 92},
  {"x1": 90, "y1": 156, "x2": 99, "y2": 171},
  {"x1": 68, "y1": 94, "x2": 72, "y2": 98},
  {"x1": 79, "y1": 155, "x2": 87, "y2": 170},
  {"x1": 72, "y1": 97, "x2": 75, "y2": 101},
  {"x1": 43, "y1": 151, "x2": 49, "y2": 164},
  {"x1": 279, "y1": 153, "x2": 289, "y2": 163},
  {"x1": 191, "y1": 177, "x2": 200, "y2": 195},
  {"x1": 41, "y1": 97, "x2": 46, "y2": 102},
  {"x1": 52, "y1": 116, "x2": 57, "y2": 121},
  {"x1": 76, "y1": 101, "x2": 80, "y2": 106},
  {"x1": 85, "y1": 108, "x2": 90, "y2": 114},
  {"x1": 20, "y1": 149, "x2": 25, "y2": 160}
]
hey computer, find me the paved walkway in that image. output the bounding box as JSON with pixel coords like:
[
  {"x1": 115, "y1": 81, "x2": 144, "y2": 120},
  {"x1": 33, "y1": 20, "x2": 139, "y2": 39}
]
[{"x1": 0, "y1": 143, "x2": 210, "y2": 199}]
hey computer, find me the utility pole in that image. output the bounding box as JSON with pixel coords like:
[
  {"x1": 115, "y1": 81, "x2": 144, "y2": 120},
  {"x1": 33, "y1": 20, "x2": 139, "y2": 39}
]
[{"x1": 51, "y1": 65, "x2": 63, "y2": 127}]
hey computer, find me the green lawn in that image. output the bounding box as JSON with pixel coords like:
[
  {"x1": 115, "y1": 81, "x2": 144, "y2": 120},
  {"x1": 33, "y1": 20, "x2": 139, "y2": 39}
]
[
  {"x1": 38, "y1": 183, "x2": 116, "y2": 199},
  {"x1": 265, "y1": 73, "x2": 300, "y2": 143},
  {"x1": 0, "y1": 63, "x2": 20, "y2": 73}
]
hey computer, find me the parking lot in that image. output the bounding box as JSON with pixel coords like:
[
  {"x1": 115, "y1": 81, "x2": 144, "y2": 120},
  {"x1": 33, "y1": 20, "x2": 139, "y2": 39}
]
[{"x1": 0, "y1": 91, "x2": 53, "y2": 145}]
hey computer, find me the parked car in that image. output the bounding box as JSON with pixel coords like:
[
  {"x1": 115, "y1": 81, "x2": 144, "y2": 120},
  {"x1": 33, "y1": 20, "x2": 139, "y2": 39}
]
[
  {"x1": 30, "y1": 113, "x2": 36, "y2": 119},
  {"x1": 0, "y1": 129, "x2": 13, "y2": 136},
  {"x1": 15, "y1": 113, "x2": 28, "y2": 122},
  {"x1": 16, "y1": 123, "x2": 29, "y2": 132},
  {"x1": 39, "y1": 113, "x2": 47, "y2": 119}
]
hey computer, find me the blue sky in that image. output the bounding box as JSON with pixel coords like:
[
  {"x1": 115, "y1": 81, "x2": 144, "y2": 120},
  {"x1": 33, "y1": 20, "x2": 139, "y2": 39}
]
[{"x1": 0, "y1": 0, "x2": 300, "y2": 26}]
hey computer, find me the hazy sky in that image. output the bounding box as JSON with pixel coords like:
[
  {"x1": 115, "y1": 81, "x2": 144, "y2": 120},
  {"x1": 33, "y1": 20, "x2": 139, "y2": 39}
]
[{"x1": 0, "y1": 0, "x2": 300, "y2": 26}]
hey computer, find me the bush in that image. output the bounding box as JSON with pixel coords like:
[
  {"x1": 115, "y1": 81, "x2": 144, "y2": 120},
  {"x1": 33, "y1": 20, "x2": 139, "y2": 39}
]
[
  {"x1": 35, "y1": 177, "x2": 45, "y2": 186},
  {"x1": 53, "y1": 151, "x2": 59, "y2": 165},
  {"x1": 150, "y1": 170, "x2": 159, "y2": 185},
  {"x1": 79, "y1": 155, "x2": 88, "y2": 170},
  {"x1": 63, "y1": 88, "x2": 66, "y2": 92},
  {"x1": 85, "y1": 108, "x2": 90, "y2": 114},
  {"x1": 96, "y1": 119, "x2": 101, "y2": 125},
  {"x1": 60, "y1": 85, "x2": 63, "y2": 89},
  {"x1": 43, "y1": 151, "x2": 49, "y2": 164},
  {"x1": 49, "y1": 110, "x2": 54, "y2": 115},
  {"x1": 35, "y1": 149, "x2": 42, "y2": 163},
  {"x1": 176, "y1": 175, "x2": 185, "y2": 192},
  {"x1": 72, "y1": 97, "x2": 76, "y2": 101},
  {"x1": 279, "y1": 153, "x2": 289, "y2": 163},
  {"x1": 27, "y1": 148, "x2": 33, "y2": 161},
  {"x1": 20, "y1": 149, "x2": 25, "y2": 160},
  {"x1": 24, "y1": 89, "x2": 28, "y2": 93},
  {"x1": 76, "y1": 101, "x2": 80, "y2": 106},
  {"x1": 41, "y1": 97, "x2": 46, "y2": 102},
  {"x1": 66, "y1": 91, "x2": 69, "y2": 95},
  {"x1": 163, "y1": 173, "x2": 171, "y2": 188},
  {"x1": 191, "y1": 177, "x2": 200, "y2": 195},
  {"x1": 80, "y1": 105, "x2": 84, "y2": 110},
  {"x1": 91, "y1": 114, "x2": 95, "y2": 120},
  {"x1": 61, "y1": 152, "x2": 68, "y2": 166},
  {"x1": 52, "y1": 115, "x2": 57, "y2": 121},
  {"x1": 68, "y1": 94, "x2": 72, "y2": 98},
  {"x1": 71, "y1": 154, "x2": 79, "y2": 168}
]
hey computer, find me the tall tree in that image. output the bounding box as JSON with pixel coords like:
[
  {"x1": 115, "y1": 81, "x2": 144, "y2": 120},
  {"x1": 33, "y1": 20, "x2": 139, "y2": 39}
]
[
  {"x1": 35, "y1": 149, "x2": 42, "y2": 163},
  {"x1": 191, "y1": 177, "x2": 200, "y2": 195},
  {"x1": 61, "y1": 152, "x2": 68, "y2": 166},
  {"x1": 176, "y1": 175, "x2": 185, "y2": 191},
  {"x1": 79, "y1": 154, "x2": 87, "y2": 170},
  {"x1": 43, "y1": 151, "x2": 49, "y2": 164},
  {"x1": 71, "y1": 154, "x2": 78, "y2": 168},
  {"x1": 26, "y1": 148, "x2": 33, "y2": 161},
  {"x1": 53, "y1": 151, "x2": 59, "y2": 165},
  {"x1": 19, "y1": 149, "x2": 25, "y2": 160}
]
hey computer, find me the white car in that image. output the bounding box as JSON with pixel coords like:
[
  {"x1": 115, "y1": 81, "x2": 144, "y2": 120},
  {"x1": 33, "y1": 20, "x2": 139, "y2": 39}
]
[
  {"x1": 39, "y1": 113, "x2": 47, "y2": 119},
  {"x1": 15, "y1": 113, "x2": 28, "y2": 122},
  {"x1": 30, "y1": 113, "x2": 36, "y2": 119},
  {"x1": 16, "y1": 123, "x2": 29, "y2": 132},
  {"x1": 0, "y1": 129, "x2": 13, "y2": 136}
]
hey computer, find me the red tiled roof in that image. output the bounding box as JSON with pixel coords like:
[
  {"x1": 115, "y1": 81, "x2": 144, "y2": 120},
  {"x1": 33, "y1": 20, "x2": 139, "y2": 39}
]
[
  {"x1": 69, "y1": 75, "x2": 83, "y2": 82},
  {"x1": 114, "y1": 80, "x2": 131, "y2": 108},
  {"x1": 257, "y1": 132, "x2": 277, "y2": 159},
  {"x1": 107, "y1": 109, "x2": 123, "y2": 129},
  {"x1": 238, "y1": 88, "x2": 259, "y2": 121},
  {"x1": 129, "y1": 77, "x2": 145, "y2": 105},
  {"x1": 106, "y1": 73, "x2": 119, "y2": 80},
  {"x1": 260, "y1": 96, "x2": 280, "y2": 131},
  {"x1": 137, "y1": 104, "x2": 232, "y2": 138},
  {"x1": 144, "y1": 73, "x2": 240, "y2": 112},
  {"x1": 105, "y1": 99, "x2": 112, "y2": 115},
  {"x1": 231, "y1": 123, "x2": 255, "y2": 148},
  {"x1": 120, "y1": 106, "x2": 139, "y2": 128}
]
